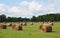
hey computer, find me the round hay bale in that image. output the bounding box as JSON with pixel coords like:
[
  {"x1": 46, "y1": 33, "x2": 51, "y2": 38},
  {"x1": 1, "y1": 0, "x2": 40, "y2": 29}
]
[
  {"x1": 6, "y1": 23, "x2": 12, "y2": 27},
  {"x1": 9, "y1": 23, "x2": 12, "y2": 26},
  {"x1": 22, "y1": 22, "x2": 27, "y2": 26},
  {"x1": 31, "y1": 23, "x2": 33, "y2": 25},
  {"x1": 12, "y1": 25, "x2": 16, "y2": 29},
  {"x1": 48, "y1": 22, "x2": 53, "y2": 26},
  {"x1": 0, "y1": 24, "x2": 7, "y2": 29},
  {"x1": 46, "y1": 26, "x2": 52, "y2": 32},
  {"x1": 39, "y1": 25, "x2": 46, "y2": 32},
  {"x1": 39, "y1": 23, "x2": 53, "y2": 32},
  {"x1": 19, "y1": 22, "x2": 23, "y2": 26},
  {"x1": 12, "y1": 24, "x2": 22, "y2": 30}
]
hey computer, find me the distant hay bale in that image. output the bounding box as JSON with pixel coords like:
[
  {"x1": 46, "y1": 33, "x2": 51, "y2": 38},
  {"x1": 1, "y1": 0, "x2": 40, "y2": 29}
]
[
  {"x1": 39, "y1": 22, "x2": 53, "y2": 32},
  {"x1": 6, "y1": 23, "x2": 12, "y2": 27},
  {"x1": 48, "y1": 22, "x2": 53, "y2": 26},
  {"x1": 12, "y1": 24, "x2": 22, "y2": 30},
  {"x1": 31, "y1": 23, "x2": 33, "y2": 25},
  {"x1": 19, "y1": 22, "x2": 23, "y2": 26},
  {"x1": 0, "y1": 24, "x2": 7, "y2": 29},
  {"x1": 22, "y1": 22, "x2": 27, "y2": 26},
  {"x1": 9, "y1": 23, "x2": 12, "y2": 26}
]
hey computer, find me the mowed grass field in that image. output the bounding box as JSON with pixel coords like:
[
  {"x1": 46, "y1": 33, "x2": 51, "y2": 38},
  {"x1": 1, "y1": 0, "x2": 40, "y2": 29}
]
[{"x1": 0, "y1": 22, "x2": 60, "y2": 38}]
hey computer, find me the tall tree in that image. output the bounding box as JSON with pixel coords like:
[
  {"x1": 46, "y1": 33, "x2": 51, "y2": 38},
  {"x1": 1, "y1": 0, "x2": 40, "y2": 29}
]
[
  {"x1": 0, "y1": 14, "x2": 6, "y2": 22},
  {"x1": 31, "y1": 16, "x2": 37, "y2": 22}
]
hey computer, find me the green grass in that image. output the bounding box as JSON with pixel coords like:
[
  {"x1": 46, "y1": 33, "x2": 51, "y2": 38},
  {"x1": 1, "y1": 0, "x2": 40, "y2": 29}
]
[{"x1": 0, "y1": 22, "x2": 60, "y2": 38}]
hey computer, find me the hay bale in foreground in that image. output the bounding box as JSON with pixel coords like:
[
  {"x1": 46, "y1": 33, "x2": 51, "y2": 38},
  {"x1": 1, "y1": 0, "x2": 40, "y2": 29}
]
[{"x1": 39, "y1": 22, "x2": 53, "y2": 32}]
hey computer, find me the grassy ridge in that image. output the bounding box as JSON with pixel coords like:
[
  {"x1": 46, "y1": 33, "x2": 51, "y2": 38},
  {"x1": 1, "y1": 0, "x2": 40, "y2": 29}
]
[{"x1": 0, "y1": 22, "x2": 60, "y2": 38}]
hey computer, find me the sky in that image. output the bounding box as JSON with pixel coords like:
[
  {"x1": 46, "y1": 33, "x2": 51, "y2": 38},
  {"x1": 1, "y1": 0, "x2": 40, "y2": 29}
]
[{"x1": 0, "y1": 0, "x2": 60, "y2": 18}]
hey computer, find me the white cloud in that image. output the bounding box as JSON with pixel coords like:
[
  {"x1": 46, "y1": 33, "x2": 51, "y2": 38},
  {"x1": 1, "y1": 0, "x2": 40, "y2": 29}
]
[
  {"x1": 0, "y1": 0, "x2": 60, "y2": 18},
  {"x1": 46, "y1": 0, "x2": 60, "y2": 13},
  {"x1": 20, "y1": 0, "x2": 60, "y2": 15},
  {"x1": 7, "y1": 6, "x2": 33, "y2": 18},
  {"x1": 29, "y1": 1, "x2": 43, "y2": 11},
  {"x1": 0, "y1": 4, "x2": 7, "y2": 13},
  {"x1": 8, "y1": 6, "x2": 20, "y2": 13},
  {"x1": 20, "y1": 0, "x2": 60, "y2": 17},
  {"x1": 20, "y1": 1, "x2": 44, "y2": 17},
  {"x1": 20, "y1": 1, "x2": 29, "y2": 6},
  {"x1": 20, "y1": 1, "x2": 43, "y2": 11}
]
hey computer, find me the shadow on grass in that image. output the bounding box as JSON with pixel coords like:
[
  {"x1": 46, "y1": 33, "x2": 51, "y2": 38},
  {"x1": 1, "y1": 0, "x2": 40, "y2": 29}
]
[{"x1": 46, "y1": 31, "x2": 59, "y2": 33}]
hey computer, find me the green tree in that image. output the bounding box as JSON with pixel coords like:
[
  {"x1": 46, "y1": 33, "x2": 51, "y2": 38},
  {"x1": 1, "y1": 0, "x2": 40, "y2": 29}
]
[
  {"x1": 31, "y1": 16, "x2": 37, "y2": 22},
  {"x1": 0, "y1": 14, "x2": 6, "y2": 22}
]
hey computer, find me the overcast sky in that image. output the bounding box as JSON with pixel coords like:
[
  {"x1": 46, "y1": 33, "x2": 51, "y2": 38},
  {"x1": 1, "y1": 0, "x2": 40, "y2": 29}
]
[{"x1": 0, "y1": 0, "x2": 60, "y2": 18}]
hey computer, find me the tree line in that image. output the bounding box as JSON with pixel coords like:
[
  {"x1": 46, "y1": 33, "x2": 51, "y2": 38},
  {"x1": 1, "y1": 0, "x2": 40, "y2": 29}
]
[{"x1": 0, "y1": 13, "x2": 60, "y2": 22}]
